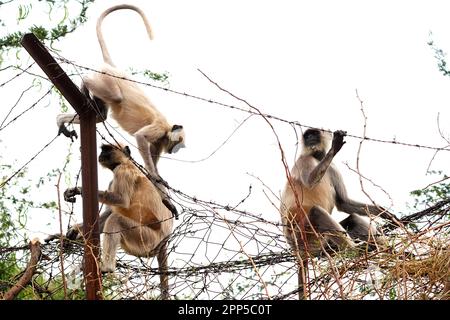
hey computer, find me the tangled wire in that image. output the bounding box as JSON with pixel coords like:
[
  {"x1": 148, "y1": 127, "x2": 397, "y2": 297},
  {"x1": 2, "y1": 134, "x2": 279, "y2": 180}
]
[{"x1": 1, "y1": 196, "x2": 448, "y2": 300}]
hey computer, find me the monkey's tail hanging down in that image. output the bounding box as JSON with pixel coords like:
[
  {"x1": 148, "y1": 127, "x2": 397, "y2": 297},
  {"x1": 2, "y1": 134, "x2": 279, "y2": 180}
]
[{"x1": 96, "y1": 4, "x2": 154, "y2": 67}]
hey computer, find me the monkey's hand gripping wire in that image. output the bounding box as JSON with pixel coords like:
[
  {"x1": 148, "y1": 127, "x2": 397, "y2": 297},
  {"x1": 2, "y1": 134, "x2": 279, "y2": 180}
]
[{"x1": 64, "y1": 187, "x2": 82, "y2": 203}]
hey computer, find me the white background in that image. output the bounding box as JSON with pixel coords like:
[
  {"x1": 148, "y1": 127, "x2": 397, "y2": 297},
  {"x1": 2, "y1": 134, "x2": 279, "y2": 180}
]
[{"x1": 1, "y1": 0, "x2": 450, "y2": 239}]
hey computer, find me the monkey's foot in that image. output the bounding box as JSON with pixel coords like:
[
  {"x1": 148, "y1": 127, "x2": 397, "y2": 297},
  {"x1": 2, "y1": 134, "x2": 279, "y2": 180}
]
[
  {"x1": 100, "y1": 264, "x2": 116, "y2": 274},
  {"x1": 44, "y1": 233, "x2": 64, "y2": 243},
  {"x1": 66, "y1": 224, "x2": 83, "y2": 240},
  {"x1": 163, "y1": 198, "x2": 179, "y2": 220},
  {"x1": 58, "y1": 124, "x2": 78, "y2": 142}
]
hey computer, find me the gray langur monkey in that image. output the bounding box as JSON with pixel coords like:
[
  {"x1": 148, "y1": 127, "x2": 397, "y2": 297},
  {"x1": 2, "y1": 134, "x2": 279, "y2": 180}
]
[
  {"x1": 56, "y1": 4, "x2": 186, "y2": 175},
  {"x1": 56, "y1": 4, "x2": 184, "y2": 219},
  {"x1": 280, "y1": 128, "x2": 395, "y2": 299},
  {"x1": 65, "y1": 143, "x2": 173, "y2": 300}
]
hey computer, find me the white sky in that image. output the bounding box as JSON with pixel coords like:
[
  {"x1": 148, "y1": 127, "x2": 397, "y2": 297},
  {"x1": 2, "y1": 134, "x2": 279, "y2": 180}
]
[{"x1": 1, "y1": 0, "x2": 450, "y2": 239}]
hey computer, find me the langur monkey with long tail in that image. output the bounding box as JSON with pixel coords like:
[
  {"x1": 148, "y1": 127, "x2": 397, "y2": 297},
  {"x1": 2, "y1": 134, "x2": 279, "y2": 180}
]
[
  {"x1": 280, "y1": 128, "x2": 396, "y2": 299},
  {"x1": 56, "y1": 4, "x2": 185, "y2": 176},
  {"x1": 64, "y1": 143, "x2": 173, "y2": 300}
]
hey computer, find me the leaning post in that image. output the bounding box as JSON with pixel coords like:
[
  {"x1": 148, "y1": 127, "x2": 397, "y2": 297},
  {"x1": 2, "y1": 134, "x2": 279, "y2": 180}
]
[{"x1": 21, "y1": 33, "x2": 102, "y2": 300}]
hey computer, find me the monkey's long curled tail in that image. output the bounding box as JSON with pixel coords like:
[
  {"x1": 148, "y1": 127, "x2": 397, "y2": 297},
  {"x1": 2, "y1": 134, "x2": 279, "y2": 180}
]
[{"x1": 96, "y1": 4, "x2": 154, "y2": 67}]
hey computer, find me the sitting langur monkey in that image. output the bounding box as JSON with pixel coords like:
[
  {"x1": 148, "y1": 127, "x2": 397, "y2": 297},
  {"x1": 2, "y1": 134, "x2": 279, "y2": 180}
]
[
  {"x1": 56, "y1": 4, "x2": 186, "y2": 176},
  {"x1": 280, "y1": 129, "x2": 394, "y2": 299},
  {"x1": 64, "y1": 144, "x2": 174, "y2": 300}
]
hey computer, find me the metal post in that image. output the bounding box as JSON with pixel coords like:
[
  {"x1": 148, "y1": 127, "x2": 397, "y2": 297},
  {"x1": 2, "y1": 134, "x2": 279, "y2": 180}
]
[
  {"x1": 79, "y1": 111, "x2": 101, "y2": 300},
  {"x1": 21, "y1": 33, "x2": 102, "y2": 299}
]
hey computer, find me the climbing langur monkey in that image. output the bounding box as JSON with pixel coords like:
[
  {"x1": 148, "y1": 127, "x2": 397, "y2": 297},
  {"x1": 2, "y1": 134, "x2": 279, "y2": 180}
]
[
  {"x1": 280, "y1": 128, "x2": 393, "y2": 299},
  {"x1": 56, "y1": 4, "x2": 186, "y2": 175},
  {"x1": 64, "y1": 144, "x2": 174, "y2": 300}
]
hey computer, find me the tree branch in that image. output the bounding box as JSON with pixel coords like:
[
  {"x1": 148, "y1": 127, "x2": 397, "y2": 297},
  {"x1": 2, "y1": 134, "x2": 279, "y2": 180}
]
[
  {"x1": 383, "y1": 197, "x2": 450, "y2": 231},
  {"x1": 2, "y1": 238, "x2": 42, "y2": 300}
]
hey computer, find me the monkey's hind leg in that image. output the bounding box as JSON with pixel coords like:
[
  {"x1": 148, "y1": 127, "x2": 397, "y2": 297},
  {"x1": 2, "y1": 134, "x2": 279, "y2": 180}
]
[
  {"x1": 134, "y1": 124, "x2": 167, "y2": 174},
  {"x1": 56, "y1": 82, "x2": 109, "y2": 141},
  {"x1": 157, "y1": 240, "x2": 170, "y2": 300},
  {"x1": 340, "y1": 213, "x2": 385, "y2": 250},
  {"x1": 82, "y1": 75, "x2": 123, "y2": 104},
  {"x1": 101, "y1": 213, "x2": 123, "y2": 273},
  {"x1": 308, "y1": 206, "x2": 355, "y2": 252}
]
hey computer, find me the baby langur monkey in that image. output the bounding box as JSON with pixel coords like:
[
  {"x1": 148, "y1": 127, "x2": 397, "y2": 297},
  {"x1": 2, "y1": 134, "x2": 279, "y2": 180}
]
[
  {"x1": 56, "y1": 4, "x2": 185, "y2": 177},
  {"x1": 64, "y1": 144, "x2": 174, "y2": 300},
  {"x1": 280, "y1": 128, "x2": 395, "y2": 299}
]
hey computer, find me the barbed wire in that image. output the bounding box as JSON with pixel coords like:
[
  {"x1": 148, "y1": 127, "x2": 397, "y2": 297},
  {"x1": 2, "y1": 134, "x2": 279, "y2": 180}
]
[
  {"x1": 53, "y1": 55, "x2": 450, "y2": 153},
  {"x1": 0, "y1": 84, "x2": 35, "y2": 128},
  {"x1": 0, "y1": 63, "x2": 35, "y2": 88},
  {"x1": 0, "y1": 88, "x2": 52, "y2": 132},
  {"x1": 1, "y1": 52, "x2": 449, "y2": 193},
  {"x1": 0, "y1": 134, "x2": 59, "y2": 188}
]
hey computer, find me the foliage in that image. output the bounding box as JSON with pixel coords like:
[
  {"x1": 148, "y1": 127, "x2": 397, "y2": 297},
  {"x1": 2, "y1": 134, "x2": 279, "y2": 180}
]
[
  {"x1": 129, "y1": 67, "x2": 170, "y2": 86},
  {"x1": 410, "y1": 171, "x2": 450, "y2": 210},
  {"x1": 0, "y1": 151, "x2": 59, "y2": 298},
  {"x1": 428, "y1": 37, "x2": 450, "y2": 77},
  {"x1": 0, "y1": 161, "x2": 29, "y2": 295},
  {"x1": 428, "y1": 32, "x2": 450, "y2": 81},
  {"x1": 0, "y1": 166, "x2": 31, "y2": 246},
  {"x1": 0, "y1": 0, "x2": 95, "y2": 59}
]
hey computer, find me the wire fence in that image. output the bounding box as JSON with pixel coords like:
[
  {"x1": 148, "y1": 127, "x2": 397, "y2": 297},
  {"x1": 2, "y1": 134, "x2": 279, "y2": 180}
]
[{"x1": 1, "y1": 198, "x2": 449, "y2": 300}]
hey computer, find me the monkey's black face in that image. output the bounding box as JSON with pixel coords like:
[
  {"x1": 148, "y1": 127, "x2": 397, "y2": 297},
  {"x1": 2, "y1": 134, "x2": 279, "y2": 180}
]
[
  {"x1": 99, "y1": 147, "x2": 113, "y2": 169},
  {"x1": 167, "y1": 125, "x2": 185, "y2": 154},
  {"x1": 99, "y1": 144, "x2": 121, "y2": 170},
  {"x1": 303, "y1": 129, "x2": 322, "y2": 147},
  {"x1": 167, "y1": 139, "x2": 185, "y2": 154}
]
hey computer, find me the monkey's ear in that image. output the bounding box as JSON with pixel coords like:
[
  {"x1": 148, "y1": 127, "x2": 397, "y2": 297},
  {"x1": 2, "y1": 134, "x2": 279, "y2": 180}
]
[
  {"x1": 172, "y1": 124, "x2": 183, "y2": 133},
  {"x1": 123, "y1": 146, "x2": 131, "y2": 157}
]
